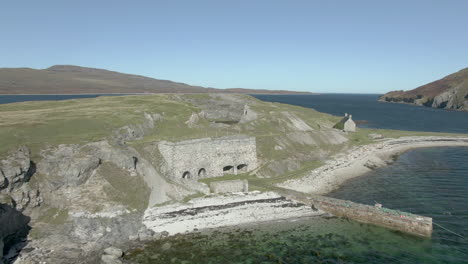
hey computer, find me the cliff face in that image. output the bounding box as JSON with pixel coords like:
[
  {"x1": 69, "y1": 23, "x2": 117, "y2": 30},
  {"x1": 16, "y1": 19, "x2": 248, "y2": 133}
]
[
  {"x1": 0, "y1": 93, "x2": 349, "y2": 263},
  {"x1": 379, "y1": 68, "x2": 468, "y2": 111}
]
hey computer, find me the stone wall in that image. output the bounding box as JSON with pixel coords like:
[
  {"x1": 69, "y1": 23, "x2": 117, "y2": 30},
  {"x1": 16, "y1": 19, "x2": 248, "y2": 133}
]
[
  {"x1": 158, "y1": 136, "x2": 257, "y2": 180},
  {"x1": 278, "y1": 188, "x2": 433, "y2": 237},
  {"x1": 210, "y1": 180, "x2": 248, "y2": 193}
]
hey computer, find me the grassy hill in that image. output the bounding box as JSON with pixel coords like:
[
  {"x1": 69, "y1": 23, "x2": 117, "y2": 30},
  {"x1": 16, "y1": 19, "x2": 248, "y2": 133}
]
[
  {"x1": 379, "y1": 68, "x2": 468, "y2": 111},
  {"x1": 0, "y1": 65, "x2": 313, "y2": 95}
]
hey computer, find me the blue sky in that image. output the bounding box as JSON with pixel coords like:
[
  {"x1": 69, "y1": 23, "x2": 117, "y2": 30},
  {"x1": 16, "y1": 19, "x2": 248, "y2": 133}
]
[{"x1": 1, "y1": 0, "x2": 467, "y2": 93}]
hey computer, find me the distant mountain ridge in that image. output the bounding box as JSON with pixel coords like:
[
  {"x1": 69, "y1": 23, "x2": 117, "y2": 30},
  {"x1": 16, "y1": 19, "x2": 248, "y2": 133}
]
[
  {"x1": 379, "y1": 68, "x2": 468, "y2": 111},
  {"x1": 0, "y1": 65, "x2": 313, "y2": 95}
]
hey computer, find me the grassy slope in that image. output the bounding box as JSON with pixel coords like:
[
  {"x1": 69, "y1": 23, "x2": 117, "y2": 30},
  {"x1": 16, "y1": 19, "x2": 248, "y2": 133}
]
[{"x1": 1, "y1": 94, "x2": 465, "y2": 185}]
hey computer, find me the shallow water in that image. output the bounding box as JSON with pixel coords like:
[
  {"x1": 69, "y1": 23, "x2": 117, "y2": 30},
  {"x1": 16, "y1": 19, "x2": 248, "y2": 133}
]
[
  {"x1": 3, "y1": 94, "x2": 467, "y2": 263},
  {"x1": 128, "y1": 147, "x2": 468, "y2": 263},
  {"x1": 328, "y1": 147, "x2": 468, "y2": 263},
  {"x1": 127, "y1": 216, "x2": 437, "y2": 264}
]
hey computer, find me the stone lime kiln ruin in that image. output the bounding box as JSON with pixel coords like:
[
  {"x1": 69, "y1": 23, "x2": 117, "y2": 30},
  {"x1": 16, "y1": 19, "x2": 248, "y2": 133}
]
[{"x1": 158, "y1": 135, "x2": 258, "y2": 179}]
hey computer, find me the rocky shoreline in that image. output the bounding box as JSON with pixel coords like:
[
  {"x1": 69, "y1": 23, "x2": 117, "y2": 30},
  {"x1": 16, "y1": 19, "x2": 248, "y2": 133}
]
[
  {"x1": 142, "y1": 191, "x2": 323, "y2": 236},
  {"x1": 2, "y1": 135, "x2": 468, "y2": 263},
  {"x1": 279, "y1": 136, "x2": 468, "y2": 194}
]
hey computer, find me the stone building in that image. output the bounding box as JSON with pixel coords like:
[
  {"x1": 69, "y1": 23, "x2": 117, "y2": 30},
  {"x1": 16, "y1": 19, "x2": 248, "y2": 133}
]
[
  {"x1": 158, "y1": 136, "x2": 257, "y2": 179},
  {"x1": 333, "y1": 113, "x2": 356, "y2": 132}
]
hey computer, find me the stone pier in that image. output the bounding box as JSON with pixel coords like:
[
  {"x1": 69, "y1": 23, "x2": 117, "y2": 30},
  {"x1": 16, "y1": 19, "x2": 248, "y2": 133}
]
[{"x1": 275, "y1": 188, "x2": 433, "y2": 237}]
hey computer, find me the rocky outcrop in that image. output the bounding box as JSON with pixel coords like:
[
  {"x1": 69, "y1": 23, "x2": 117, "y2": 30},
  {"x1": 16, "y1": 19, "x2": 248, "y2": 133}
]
[
  {"x1": 0, "y1": 147, "x2": 35, "y2": 192},
  {"x1": 379, "y1": 67, "x2": 468, "y2": 111},
  {"x1": 0, "y1": 93, "x2": 357, "y2": 263},
  {"x1": 0, "y1": 140, "x2": 202, "y2": 263},
  {"x1": 281, "y1": 111, "x2": 313, "y2": 131},
  {"x1": 38, "y1": 145, "x2": 101, "y2": 188},
  {"x1": 0, "y1": 204, "x2": 30, "y2": 264},
  {"x1": 101, "y1": 247, "x2": 123, "y2": 264},
  {"x1": 112, "y1": 112, "x2": 162, "y2": 145},
  {"x1": 0, "y1": 147, "x2": 42, "y2": 212}
]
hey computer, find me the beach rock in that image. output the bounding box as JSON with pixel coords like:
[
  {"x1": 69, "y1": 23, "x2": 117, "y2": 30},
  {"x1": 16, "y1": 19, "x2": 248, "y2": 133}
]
[
  {"x1": 103, "y1": 247, "x2": 123, "y2": 258},
  {"x1": 137, "y1": 226, "x2": 155, "y2": 241},
  {"x1": 101, "y1": 254, "x2": 122, "y2": 264},
  {"x1": 161, "y1": 242, "x2": 172, "y2": 251},
  {"x1": 128, "y1": 235, "x2": 139, "y2": 241},
  {"x1": 369, "y1": 133, "x2": 384, "y2": 140},
  {"x1": 364, "y1": 156, "x2": 386, "y2": 170}
]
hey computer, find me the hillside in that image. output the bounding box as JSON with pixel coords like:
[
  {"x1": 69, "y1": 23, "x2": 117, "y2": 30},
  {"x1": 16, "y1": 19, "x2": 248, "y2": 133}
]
[
  {"x1": 378, "y1": 68, "x2": 468, "y2": 111},
  {"x1": 0, "y1": 65, "x2": 313, "y2": 95},
  {"x1": 1, "y1": 93, "x2": 465, "y2": 263}
]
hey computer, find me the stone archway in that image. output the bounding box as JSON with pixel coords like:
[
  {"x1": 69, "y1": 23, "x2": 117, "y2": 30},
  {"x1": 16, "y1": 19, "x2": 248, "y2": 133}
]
[
  {"x1": 223, "y1": 165, "x2": 234, "y2": 174},
  {"x1": 237, "y1": 164, "x2": 248, "y2": 173},
  {"x1": 198, "y1": 168, "x2": 206, "y2": 178},
  {"x1": 182, "y1": 171, "x2": 191, "y2": 179}
]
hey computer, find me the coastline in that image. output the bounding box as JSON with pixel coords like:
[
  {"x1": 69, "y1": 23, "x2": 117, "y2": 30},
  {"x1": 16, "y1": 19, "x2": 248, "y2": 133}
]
[
  {"x1": 140, "y1": 136, "x2": 468, "y2": 238},
  {"x1": 142, "y1": 191, "x2": 325, "y2": 236},
  {"x1": 279, "y1": 136, "x2": 468, "y2": 194}
]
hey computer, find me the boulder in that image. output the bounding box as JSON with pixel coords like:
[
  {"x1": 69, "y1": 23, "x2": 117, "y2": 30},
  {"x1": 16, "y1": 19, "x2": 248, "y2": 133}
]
[
  {"x1": 368, "y1": 133, "x2": 384, "y2": 140},
  {"x1": 101, "y1": 254, "x2": 122, "y2": 264},
  {"x1": 103, "y1": 247, "x2": 123, "y2": 258},
  {"x1": 0, "y1": 146, "x2": 33, "y2": 191}
]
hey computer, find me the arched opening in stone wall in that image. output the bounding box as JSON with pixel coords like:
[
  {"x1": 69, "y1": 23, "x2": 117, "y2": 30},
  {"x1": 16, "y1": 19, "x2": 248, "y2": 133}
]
[
  {"x1": 182, "y1": 171, "x2": 191, "y2": 179},
  {"x1": 223, "y1": 165, "x2": 234, "y2": 174},
  {"x1": 198, "y1": 168, "x2": 206, "y2": 178},
  {"x1": 237, "y1": 164, "x2": 248, "y2": 173},
  {"x1": 132, "y1": 156, "x2": 138, "y2": 170}
]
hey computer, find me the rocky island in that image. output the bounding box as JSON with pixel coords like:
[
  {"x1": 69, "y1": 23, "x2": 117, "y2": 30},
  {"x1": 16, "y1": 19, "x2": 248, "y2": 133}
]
[{"x1": 379, "y1": 67, "x2": 468, "y2": 111}]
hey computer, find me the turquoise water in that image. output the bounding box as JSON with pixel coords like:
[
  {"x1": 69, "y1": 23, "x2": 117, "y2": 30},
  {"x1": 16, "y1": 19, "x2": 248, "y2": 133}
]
[
  {"x1": 328, "y1": 147, "x2": 468, "y2": 263},
  {"x1": 3, "y1": 94, "x2": 467, "y2": 263},
  {"x1": 126, "y1": 216, "x2": 436, "y2": 263},
  {"x1": 128, "y1": 147, "x2": 468, "y2": 263}
]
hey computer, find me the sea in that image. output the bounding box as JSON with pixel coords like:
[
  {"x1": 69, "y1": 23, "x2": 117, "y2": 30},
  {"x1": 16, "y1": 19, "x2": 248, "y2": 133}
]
[{"x1": 1, "y1": 94, "x2": 468, "y2": 263}]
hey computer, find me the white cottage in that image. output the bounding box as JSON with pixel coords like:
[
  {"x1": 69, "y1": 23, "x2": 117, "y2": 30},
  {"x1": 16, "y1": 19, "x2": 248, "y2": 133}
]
[{"x1": 333, "y1": 113, "x2": 356, "y2": 132}]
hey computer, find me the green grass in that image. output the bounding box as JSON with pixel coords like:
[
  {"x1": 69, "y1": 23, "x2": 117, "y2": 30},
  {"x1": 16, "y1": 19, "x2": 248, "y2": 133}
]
[
  {"x1": 100, "y1": 162, "x2": 151, "y2": 211},
  {"x1": 2, "y1": 93, "x2": 467, "y2": 190},
  {"x1": 37, "y1": 207, "x2": 69, "y2": 225}
]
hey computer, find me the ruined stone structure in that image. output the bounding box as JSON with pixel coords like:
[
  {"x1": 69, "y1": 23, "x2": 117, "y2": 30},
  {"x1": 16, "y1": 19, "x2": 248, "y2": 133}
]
[
  {"x1": 210, "y1": 179, "x2": 249, "y2": 193},
  {"x1": 158, "y1": 136, "x2": 257, "y2": 179}
]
